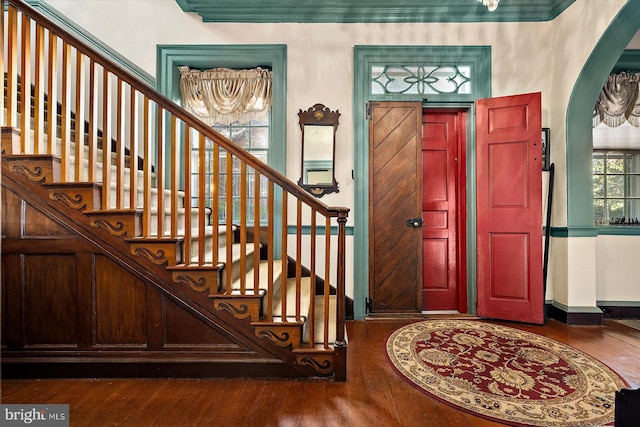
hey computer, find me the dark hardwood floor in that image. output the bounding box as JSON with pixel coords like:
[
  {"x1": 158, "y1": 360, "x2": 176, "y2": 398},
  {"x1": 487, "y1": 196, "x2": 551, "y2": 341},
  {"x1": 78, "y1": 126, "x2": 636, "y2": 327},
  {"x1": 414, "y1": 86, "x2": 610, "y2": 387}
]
[{"x1": 3, "y1": 318, "x2": 640, "y2": 426}]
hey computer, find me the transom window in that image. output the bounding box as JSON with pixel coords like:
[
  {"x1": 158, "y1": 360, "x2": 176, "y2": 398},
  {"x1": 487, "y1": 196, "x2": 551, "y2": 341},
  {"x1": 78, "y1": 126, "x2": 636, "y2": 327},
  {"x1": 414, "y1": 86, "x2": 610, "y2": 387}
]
[
  {"x1": 593, "y1": 151, "x2": 640, "y2": 226},
  {"x1": 371, "y1": 65, "x2": 472, "y2": 95}
]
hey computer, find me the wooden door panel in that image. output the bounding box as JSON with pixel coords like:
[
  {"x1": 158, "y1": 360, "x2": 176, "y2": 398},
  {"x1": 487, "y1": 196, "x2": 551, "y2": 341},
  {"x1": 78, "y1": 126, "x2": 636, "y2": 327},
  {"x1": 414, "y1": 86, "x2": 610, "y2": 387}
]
[
  {"x1": 490, "y1": 233, "x2": 529, "y2": 298},
  {"x1": 423, "y1": 211, "x2": 447, "y2": 228},
  {"x1": 489, "y1": 142, "x2": 529, "y2": 209},
  {"x1": 373, "y1": 143, "x2": 421, "y2": 215},
  {"x1": 476, "y1": 92, "x2": 543, "y2": 324},
  {"x1": 369, "y1": 102, "x2": 423, "y2": 313},
  {"x1": 488, "y1": 104, "x2": 529, "y2": 132},
  {"x1": 423, "y1": 150, "x2": 448, "y2": 202},
  {"x1": 423, "y1": 238, "x2": 449, "y2": 289}
]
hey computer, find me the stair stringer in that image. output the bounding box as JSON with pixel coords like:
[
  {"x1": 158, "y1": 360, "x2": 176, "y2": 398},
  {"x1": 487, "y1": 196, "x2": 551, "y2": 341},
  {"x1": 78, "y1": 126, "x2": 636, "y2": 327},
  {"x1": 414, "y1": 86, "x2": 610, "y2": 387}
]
[{"x1": 1, "y1": 159, "x2": 326, "y2": 379}]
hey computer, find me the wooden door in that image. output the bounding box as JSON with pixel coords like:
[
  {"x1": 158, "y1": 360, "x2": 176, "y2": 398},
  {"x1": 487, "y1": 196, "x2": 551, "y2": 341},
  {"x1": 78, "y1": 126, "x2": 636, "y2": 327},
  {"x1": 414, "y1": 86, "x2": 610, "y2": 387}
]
[
  {"x1": 476, "y1": 92, "x2": 543, "y2": 324},
  {"x1": 368, "y1": 102, "x2": 423, "y2": 313},
  {"x1": 421, "y1": 111, "x2": 466, "y2": 311}
]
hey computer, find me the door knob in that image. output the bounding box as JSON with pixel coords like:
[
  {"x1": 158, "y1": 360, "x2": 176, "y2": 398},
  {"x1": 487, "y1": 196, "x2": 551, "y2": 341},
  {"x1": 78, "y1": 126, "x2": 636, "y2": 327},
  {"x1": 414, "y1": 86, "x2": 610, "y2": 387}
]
[{"x1": 406, "y1": 218, "x2": 423, "y2": 228}]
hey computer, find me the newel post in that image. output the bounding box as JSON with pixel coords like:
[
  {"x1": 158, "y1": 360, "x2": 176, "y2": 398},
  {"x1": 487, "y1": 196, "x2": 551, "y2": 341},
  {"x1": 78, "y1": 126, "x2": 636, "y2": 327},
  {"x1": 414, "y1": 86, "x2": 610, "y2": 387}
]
[{"x1": 333, "y1": 208, "x2": 349, "y2": 381}]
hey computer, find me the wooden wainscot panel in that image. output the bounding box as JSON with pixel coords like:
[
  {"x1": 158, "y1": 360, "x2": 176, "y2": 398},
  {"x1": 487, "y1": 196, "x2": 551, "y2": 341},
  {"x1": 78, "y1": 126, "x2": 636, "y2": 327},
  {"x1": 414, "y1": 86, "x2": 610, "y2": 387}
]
[
  {"x1": 163, "y1": 297, "x2": 250, "y2": 352},
  {"x1": 2, "y1": 186, "x2": 78, "y2": 239},
  {"x1": 24, "y1": 255, "x2": 79, "y2": 347},
  {"x1": 24, "y1": 202, "x2": 75, "y2": 238},
  {"x1": 94, "y1": 255, "x2": 147, "y2": 347},
  {"x1": 2, "y1": 188, "x2": 23, "y2": 238},
  {"x1": 2, "y1": 252, "x2": 30, "y2": 349},
  {"x1": 0, "y1": 254, "x2": 13, "y2": 349}
]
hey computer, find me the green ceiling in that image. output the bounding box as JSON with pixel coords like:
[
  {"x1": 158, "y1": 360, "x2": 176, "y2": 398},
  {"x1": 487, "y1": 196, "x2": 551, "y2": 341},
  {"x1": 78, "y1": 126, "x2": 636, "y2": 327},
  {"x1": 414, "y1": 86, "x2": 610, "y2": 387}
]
[{"x1": 175, "y1": 0, "x2": 576, "y2": 23}]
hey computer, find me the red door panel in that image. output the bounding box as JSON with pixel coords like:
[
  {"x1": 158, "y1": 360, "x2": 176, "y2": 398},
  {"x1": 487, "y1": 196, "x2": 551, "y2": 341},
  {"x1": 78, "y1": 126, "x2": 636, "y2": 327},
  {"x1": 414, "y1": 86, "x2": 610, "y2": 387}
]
[
  {"x1": 422, "y1": 111, "x2": 465, "y2": 311},
  {"x1": 476, "y1": 92, "x2": 543, "y2": 324}
]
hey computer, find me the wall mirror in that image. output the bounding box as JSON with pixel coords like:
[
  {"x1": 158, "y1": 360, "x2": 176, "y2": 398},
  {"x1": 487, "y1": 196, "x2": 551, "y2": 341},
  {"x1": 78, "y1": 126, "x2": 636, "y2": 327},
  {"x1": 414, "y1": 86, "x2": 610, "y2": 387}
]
[{"x1": 298, "y1": 103, "x2": 340, "y2": 197}]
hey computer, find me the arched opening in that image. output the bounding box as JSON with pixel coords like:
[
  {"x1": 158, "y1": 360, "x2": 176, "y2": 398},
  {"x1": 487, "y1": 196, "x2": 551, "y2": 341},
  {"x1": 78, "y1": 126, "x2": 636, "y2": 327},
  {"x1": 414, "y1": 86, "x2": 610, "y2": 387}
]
[{"x1": 566, "y1": 1, "x2": 640, "y2": 231}]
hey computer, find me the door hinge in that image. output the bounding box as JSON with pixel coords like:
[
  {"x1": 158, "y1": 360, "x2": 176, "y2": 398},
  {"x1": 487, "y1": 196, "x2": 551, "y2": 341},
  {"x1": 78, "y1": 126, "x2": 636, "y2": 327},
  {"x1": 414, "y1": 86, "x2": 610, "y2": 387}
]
[
  {"x1": 366, "y1": 102, "x2": 380, "y2": 120},
  {"x1": 365, "y1": 297, "x2": 373, "y2": 314}
]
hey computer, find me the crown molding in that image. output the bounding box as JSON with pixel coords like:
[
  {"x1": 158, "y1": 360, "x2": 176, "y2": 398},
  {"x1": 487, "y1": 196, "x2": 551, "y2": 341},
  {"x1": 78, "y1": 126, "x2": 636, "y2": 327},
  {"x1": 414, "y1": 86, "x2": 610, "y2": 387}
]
[{"x1": 176, "y1": 0, "x2": 575, "y2": 23}]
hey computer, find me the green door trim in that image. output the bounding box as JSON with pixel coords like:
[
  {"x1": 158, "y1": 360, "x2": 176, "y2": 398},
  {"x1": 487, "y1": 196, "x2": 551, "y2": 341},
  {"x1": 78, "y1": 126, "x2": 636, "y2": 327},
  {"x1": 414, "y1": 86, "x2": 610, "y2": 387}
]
[{"x1": 353, "y1": 45, "x2": 491, "y2": 319}]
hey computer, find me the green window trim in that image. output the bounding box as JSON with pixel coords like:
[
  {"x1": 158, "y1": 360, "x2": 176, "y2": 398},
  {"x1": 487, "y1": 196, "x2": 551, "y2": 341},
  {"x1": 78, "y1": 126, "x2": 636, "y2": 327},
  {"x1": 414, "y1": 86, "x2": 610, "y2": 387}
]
[
  {"x1": 156, "y1": 44, "x2": 287, "y2": 255},
  {"x1": 156, "y1": 44, "x2": 287, "y2": 176}
]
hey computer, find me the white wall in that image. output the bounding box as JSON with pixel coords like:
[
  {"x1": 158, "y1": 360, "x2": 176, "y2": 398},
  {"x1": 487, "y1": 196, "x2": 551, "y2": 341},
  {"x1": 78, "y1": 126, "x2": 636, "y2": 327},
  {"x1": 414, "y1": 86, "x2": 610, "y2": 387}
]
[
  {"x1": 43, "y1": 0, "x2": 637, "y2": 307},
  {"x1": 629, "y1": 29, "x2": 640, "y2": 49},
  {"x1": 596, "y1": 236, "x2": 640, "y2": 302}
]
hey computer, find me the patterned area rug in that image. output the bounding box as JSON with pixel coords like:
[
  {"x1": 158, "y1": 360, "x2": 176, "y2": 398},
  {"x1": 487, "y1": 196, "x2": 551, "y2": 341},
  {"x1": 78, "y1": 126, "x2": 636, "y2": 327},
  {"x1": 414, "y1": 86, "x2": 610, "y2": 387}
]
[{"x1": 386, "y1": 320, "x2": 627, "y2": 427}]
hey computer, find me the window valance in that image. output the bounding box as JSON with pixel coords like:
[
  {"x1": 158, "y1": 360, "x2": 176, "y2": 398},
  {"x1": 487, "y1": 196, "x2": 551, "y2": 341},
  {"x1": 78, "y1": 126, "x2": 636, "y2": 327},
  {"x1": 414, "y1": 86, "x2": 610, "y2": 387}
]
[
  {"x1": 179, "y1": 66, "x2": 272, "y2": 126},
  {"x1": 593, "y1": 72, "x2": 640, "y2": 128}
]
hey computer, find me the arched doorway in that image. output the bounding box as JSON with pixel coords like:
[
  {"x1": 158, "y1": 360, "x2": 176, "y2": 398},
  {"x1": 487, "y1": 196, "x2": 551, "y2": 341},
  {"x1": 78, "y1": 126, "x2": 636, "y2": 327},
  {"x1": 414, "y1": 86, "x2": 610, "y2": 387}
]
[{"x1": 566, "y1": 1, "x2": 640, "y2": 231}]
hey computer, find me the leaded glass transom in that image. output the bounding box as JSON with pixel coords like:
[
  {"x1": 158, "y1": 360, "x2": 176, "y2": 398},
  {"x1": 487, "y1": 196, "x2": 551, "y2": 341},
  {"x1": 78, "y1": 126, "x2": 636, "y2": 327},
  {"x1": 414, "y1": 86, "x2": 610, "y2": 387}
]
[{"x1": 371, "y1": 65, "x2": 472, "y2": 95}]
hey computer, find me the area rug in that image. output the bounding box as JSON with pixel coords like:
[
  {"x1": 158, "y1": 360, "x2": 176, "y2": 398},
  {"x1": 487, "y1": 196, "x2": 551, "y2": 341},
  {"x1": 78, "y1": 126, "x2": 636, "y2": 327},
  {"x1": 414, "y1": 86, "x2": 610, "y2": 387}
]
[{"x1": 386, "y1": 320, "x2": 627, "y2": 427}]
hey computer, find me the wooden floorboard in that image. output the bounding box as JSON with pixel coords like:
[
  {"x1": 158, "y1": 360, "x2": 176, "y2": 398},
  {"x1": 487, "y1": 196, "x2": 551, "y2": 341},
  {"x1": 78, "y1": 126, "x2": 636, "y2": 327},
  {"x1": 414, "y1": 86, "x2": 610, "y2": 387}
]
[{"x1": 3, "y1": 318, "x2": 640, "y2": 426}]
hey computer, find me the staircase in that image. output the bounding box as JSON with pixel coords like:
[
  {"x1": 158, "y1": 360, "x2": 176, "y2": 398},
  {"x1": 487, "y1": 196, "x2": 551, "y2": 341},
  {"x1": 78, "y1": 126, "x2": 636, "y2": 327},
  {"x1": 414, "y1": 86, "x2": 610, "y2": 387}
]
[{"x1": 1, "y1": 0, "x2": 349, "y2": 380}]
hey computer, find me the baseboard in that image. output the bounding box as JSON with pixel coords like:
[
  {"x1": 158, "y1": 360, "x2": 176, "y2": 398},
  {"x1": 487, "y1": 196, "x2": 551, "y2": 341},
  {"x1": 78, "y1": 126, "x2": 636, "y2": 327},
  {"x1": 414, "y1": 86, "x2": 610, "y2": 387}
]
[
  {"x1": 1, "y1": 361, "x2": 307, "y2": 379},
  {"x1": 597, "y1": 301, "x2": 640, "y2": 319},
  {"x1": 545, "y1": 302, "x2": 604, "y2": 325}
]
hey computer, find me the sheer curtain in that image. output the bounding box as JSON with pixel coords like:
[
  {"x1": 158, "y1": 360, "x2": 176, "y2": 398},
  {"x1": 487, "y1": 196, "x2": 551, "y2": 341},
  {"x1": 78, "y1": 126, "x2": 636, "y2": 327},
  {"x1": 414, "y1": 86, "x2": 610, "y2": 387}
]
[
  {"x1": 593, "y1": 72, "x2": 640, "y2": 128},
  {"x1": 179, "y1": 66, "x2": 272, "y2": 126}
]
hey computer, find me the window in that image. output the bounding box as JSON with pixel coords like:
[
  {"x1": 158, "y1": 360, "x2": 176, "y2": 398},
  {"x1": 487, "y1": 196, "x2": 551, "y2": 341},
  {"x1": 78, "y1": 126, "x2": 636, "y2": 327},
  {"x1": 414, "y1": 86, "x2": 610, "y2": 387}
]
[
  {"x1": 371, "y1": 65, "x2": 472, "y2": 96},
  {"x1": 593, "y1": 151, "x2": 640, "y2": 226},
  {"x1": 156, "y1": 44, "x2": 286, "y2": 225},
  {"x1": 179, "y1": 65, "x2": 274, "y2": 224},
  {"x1": 194, "y1": 118, "x2": 270, "y2": 223}
]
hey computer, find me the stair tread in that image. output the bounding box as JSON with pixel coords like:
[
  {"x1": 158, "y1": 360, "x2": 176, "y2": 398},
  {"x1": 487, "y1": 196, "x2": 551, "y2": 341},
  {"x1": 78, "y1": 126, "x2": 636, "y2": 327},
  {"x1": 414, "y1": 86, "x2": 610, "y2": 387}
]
[
  {"x1": 216, "y1": 242, "x2": 257, "y2": 264},
  {"x1": 252, "y1": 317, "x2": 306, "y2": 325},
  {"x1": 229, "y1": 260, "x2": 282, "y2": 291}
]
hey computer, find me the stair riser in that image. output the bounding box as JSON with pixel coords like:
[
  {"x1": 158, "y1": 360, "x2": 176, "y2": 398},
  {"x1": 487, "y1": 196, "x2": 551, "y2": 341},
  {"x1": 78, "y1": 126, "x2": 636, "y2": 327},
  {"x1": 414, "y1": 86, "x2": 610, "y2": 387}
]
[{"x1": 147, "y1": 208, "x2": 199, "y2": 231}]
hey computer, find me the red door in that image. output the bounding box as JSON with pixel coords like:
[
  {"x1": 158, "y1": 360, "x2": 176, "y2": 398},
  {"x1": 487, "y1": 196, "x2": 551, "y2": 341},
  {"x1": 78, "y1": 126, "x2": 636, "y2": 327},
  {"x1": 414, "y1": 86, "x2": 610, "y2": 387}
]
[
  {"x1": 476, "y1": 92, "x2": 543, "y2": 324},
  {"x1": 422, "y1": 111, "x2": 467, "y2": 311}
]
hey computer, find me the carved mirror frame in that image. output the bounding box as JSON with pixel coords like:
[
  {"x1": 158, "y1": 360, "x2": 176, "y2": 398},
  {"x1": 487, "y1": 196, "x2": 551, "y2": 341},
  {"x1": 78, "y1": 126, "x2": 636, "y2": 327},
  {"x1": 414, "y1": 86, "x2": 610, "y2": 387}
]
[{"x1": 297, "y1": 103, "x2": 340, "y2": 197}]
